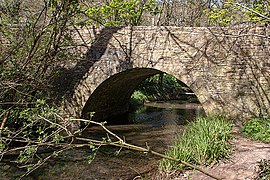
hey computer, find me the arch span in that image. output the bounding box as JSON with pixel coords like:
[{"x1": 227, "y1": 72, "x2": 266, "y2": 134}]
[{"x1": 81, "y1": 68, "x2": 203, "y2": 121}]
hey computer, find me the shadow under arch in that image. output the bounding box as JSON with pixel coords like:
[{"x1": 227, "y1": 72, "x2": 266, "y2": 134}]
[{"x1": 81, "y1": 68, "x2": 205, "y2": 123}]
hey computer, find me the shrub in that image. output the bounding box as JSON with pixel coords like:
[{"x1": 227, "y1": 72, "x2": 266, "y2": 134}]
[
  {"x1": 257, "y1": 159, "x2": 270, "y2": 180},
  {"x1": 130, "y1": 90, "x2": 148, "y2": 106},
  {"x1": 131, "y1": 73, "x2": 194, "y2": 103},
  {"x1": 160, "y1": 116, "x2": 233, "y2": 172},
  {"x1": 242, "y1": 118, "x2": 270, "y2": 143}
]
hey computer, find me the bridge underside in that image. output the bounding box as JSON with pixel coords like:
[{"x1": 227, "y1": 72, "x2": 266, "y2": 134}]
[{"x1": 81, "y1": 68, "x2": 162, "y2": 121}]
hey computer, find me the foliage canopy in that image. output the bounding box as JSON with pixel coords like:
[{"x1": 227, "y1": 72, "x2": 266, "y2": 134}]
[
  {"x1": 206, "y1": 0, "x2": 270, "y2": 26},
  {"x1": 84, "y1": 0, "x2": 160, "y2": 26}
]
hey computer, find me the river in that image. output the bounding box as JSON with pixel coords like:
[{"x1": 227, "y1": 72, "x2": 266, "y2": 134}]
[{"x1": 0, "y1": 101, "x2": 204, "y2": 179}]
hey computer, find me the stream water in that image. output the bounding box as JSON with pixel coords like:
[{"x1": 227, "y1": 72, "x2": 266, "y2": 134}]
[{"x1": 0, "y1": 101, "x2": 204, "y2": 179}]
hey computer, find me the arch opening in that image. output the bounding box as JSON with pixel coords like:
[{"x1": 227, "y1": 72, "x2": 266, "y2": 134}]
[{"x1": 81, "y1": 68, "x2": 205, "y2": 123}]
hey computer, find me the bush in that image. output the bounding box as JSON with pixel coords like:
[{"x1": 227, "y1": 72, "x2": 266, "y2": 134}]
[
  {"x1": 242, "y1": 118, "x2": 270, "y2": 143},
  {"x1": 130, "y1": 90, "x2": 148, "y2": 106},
  {"x1": 257, "y1": 159, "x2": 270, "y2": 180},
  {"x1": 131, "y1": 73, "x2": 193, "y2": 103},
  {"x1": 160, "y1": 116, "x2": 233, "y2": 172}
]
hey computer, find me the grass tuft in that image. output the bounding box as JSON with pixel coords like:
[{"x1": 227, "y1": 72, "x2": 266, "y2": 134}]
[{"x1": 159, "y1": 116, "x2": 233, "y2": 172}]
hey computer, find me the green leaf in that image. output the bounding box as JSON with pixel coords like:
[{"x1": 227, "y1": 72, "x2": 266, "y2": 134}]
[{"x1": 87, "y1": 155, "x2": 94, "y2": 164}]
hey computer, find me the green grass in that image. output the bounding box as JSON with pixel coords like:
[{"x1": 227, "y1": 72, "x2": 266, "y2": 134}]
[
  {"x1": 160, "y1": 116, "x2": 233, "y2": 172},
  {"x1": 242, "y1": 118, "x2": 270, "y2": 143}
]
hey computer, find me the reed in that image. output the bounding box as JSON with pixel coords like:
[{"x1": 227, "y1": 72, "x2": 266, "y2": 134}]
[{"x1": 160, "y1": 116, "x2": 233, "y2": 172}]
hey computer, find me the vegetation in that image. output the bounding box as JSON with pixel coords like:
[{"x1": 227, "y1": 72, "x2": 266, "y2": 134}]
[
  {"x1": 205, "y1": 0, "x2": 270, "y2": 26},
  {"x1": 0, "y1": 0, "x2": 87, "y2": 177},
  {"x1": 0, "y1": 0, "x2": 82, "y2": 127},
  {"x1": 0, "y1": 0, "x2": 269, "y2": 178},
  {"x1": 80, "y1": 0, "x2": 211, "y2": 26},
  {"x1": 83, "y1": 0, "x2": 160, "y2": 26},
  {"x1": 130, "y1": 90, "x2": 148, "y2": 106},
  {"x1": 130, "y1": 73, "x2": 194, "y2": 106},
  {"x1": 79, "y1": 0, "x2": 270, "y2": 27},
  {"x1": 257, "y1": 159, "x2": 270, "y2": 180},
  {"x1": 242, "y1": 118, "x2": 270, "y2": 143},
  {"x1": 160, "y1": 116, "x2": 233, "y2": 172}
]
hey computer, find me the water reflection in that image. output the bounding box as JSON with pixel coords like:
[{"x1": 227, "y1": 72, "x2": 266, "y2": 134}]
[
  {"x1": 93, "y1": 100, "x2": 205, "y2": 149},
  {"x1": 129, "y1": 101, "x2": 204, "y2": 126}
]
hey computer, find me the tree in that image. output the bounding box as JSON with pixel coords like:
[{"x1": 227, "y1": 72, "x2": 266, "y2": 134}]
[
  {"x1": 0, "y1": 0, "x2": 82, "y2": 150},
  {"x1": 82, "y1": 0, "x2": 160, "y2": 26},
  {"x1": 205, "y1": 0, "x2": 270, "y2": 26},
  {"x1": 156, "y1": 0, "x2": 211, "y2": 26}
]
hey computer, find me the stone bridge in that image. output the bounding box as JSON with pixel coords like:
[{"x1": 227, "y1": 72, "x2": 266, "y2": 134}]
[{"x1": 57, "y1": 25, "x2": 270, "y2": 121}]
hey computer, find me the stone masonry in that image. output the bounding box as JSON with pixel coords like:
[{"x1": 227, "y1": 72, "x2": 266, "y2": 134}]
[{"x1": 59, "y1": 25, "x2": 270, "y2": 122}]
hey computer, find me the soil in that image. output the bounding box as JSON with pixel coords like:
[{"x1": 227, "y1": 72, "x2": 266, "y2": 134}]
[{"x1": 155, "y1": 127, "x2": 270, "y2": 180}]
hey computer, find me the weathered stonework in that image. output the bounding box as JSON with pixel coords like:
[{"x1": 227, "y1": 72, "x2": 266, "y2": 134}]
[{"x1": 59, "y1": 25, "x2": 270, "y2": 121}]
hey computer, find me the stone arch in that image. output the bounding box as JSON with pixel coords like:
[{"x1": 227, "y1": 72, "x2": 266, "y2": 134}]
[
  {"x1": 81, "y1": 68, "x2": 204, "y2": 121},
  {"x1": 63, "y1": 32, "x2": 218, "y2": 119}
]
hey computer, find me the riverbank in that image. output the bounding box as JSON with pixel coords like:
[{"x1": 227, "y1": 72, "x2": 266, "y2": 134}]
[
  {"x1": 3, "y1": 125, "x2": 268, "y2": 180},
  {"x1": 153, "y1": 126, "x2": 270, "y2": 180},
  {"x1": 0, "y1": 124, "x2": 269, "y2": 179}
]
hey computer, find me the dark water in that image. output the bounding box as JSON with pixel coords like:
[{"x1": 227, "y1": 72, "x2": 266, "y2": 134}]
[
  {"x1": 0, "y1": 101, "x2": 204, "y2": 179},
  {"x1": 130, "y1": 101, "x2": 204, "y2": 126}
]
